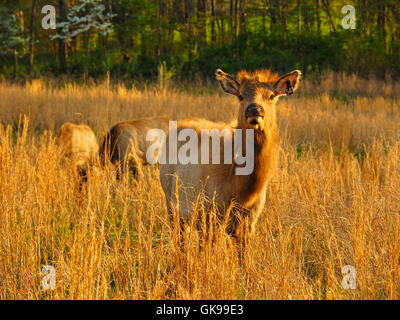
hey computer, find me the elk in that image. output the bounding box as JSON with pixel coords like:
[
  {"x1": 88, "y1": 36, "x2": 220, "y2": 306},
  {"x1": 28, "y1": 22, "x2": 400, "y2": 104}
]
[
  {"x1": 160, "y1": 68, "x2": 301, "y2": 253},
  {"x1": 99, "y1": 117, "x2": 169, "y2": 179},
  {"x1": 57, "y1": 122, "x2": 99, "y2": 184}
]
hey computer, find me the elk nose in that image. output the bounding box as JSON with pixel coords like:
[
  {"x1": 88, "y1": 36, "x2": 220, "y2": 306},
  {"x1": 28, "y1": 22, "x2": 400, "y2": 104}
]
[{"x1": 245, "y1": 104, "x2": 264, "y2": 118}]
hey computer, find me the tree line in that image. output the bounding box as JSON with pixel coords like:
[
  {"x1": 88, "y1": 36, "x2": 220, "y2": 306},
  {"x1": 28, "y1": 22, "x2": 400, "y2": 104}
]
[{"x1": 0, "y1": 0, "x2": 399, "y2": 81}]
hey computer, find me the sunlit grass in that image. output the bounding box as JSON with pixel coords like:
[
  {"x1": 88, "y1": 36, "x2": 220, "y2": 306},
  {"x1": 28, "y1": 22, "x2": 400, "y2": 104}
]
[{"x1": 0, "y1": 73, "x2": 399, "y2": 299}]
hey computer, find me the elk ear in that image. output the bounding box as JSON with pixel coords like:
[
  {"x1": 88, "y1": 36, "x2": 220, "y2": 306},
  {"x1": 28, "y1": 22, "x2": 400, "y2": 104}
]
[
  {"x1": 215, "y1": 69, "x2": 240, "y2": 96},
  {"x1": 273, "y1": 70, "x2": 301, "y2": 98}
]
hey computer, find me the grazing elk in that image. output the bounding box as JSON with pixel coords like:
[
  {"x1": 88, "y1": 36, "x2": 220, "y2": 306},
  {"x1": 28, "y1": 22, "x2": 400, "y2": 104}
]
[
  {"x1": 99, "y1": 117, "x2": 169, "y2": 179},
  {"x1": 57, "y1": 122, "x2": 99, "y2": 184},
  {"x1": 160, "y1": 68, "x2": 301, "y2": 254}
]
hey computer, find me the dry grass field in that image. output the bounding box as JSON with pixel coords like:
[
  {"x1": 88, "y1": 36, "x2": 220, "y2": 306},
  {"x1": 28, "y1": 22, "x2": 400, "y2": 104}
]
[{"x1": 0, "y1": 73, "x2": 400, "y2": 300}]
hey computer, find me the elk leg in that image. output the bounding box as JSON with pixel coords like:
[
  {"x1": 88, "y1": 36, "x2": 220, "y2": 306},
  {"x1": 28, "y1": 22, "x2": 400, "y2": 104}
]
[{"x1": 229, "y1": 214, "x2": 251, "y2": 265}]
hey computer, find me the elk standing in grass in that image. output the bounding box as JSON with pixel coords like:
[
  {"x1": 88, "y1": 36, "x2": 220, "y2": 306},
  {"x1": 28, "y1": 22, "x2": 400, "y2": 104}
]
[
  {"x1": 160, "y1": 68, "x2": 301, "y2": 255},
  {"x1": 99, "y1": 117, "x2": 169, "y2": 179},
  {"x1": 57, "y1": 122, "x2": 99, "y2": 185}
]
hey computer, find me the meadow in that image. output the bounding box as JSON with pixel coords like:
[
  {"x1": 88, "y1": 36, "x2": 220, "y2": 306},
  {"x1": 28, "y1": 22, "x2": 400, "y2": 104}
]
[{"x1": 0, "y1": 73, "x2": 399, "y2": 299}]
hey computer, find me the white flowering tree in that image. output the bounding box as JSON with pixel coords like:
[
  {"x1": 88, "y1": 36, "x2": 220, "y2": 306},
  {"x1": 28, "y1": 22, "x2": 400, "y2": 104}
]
[
  {"x1": 51, "y1": 0, "x2": 115, "y2": 43},
  {"x1": 0, "y1": 7, "x2": 27, "y2": 76}
]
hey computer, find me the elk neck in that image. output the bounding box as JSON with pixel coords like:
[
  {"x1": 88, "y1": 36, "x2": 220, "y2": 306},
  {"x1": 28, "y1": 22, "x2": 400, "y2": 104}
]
[{"x1": 231, "y1": 110, "x2": 278, "y2": 203}]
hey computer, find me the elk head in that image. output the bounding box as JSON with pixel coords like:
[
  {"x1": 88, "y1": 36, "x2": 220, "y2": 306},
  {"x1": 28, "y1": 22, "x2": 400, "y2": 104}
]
[{"x1": 216, "y1": 68, "x2": 301, "y2": 131}]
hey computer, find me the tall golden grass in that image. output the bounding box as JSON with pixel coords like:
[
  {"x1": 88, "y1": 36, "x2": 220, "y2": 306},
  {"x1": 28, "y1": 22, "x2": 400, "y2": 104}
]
[{"x1": 0, "y1": 73, "x2": 399, "y2": 299}]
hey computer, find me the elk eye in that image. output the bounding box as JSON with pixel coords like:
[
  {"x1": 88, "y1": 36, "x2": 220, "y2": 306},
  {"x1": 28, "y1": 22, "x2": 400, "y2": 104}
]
[{"x1": 270, "y1": 94, "x2": 275, "y2": 100}]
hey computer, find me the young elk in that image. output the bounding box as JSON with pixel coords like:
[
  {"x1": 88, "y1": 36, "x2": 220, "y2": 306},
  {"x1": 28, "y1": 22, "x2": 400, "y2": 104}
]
[
  {"x1": 99, "y1": 117, "x2": 169, "y2": 179},
  {"x1": 57, "y1": 122, "x2": 99, "y2": 184},
  {"x1": 160, "y1": 68, "x2": 301, "y2": 255}
]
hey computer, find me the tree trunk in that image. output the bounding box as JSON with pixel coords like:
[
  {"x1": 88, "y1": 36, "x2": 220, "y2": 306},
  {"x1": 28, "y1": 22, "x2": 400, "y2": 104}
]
[
  {"x1": 216, "y1": 0, "x2": 225, "y2": 45},
  {"x1": 229, "y1": 0, "x2": 234, "y2": 42},
  {"x1": 197, "y1": 0, "x2": 206, "y2": 50},
  {"x1": 316, "y1": 0, "x2": 321, "y2": 36},
  {"x1": 211, "y1": 0, "x2": 216, "y2": 43},
  {"x1": 185, "y1": 0, "x2": 195, "y2": 55},
  {"x1": 321, "y1": 0, "x2": 336, "y2": 34},
  {"x1": 157, "y1": 0, "x2": 162, "y2": 57},
  {"x1": 28, "y1": 0, "x2": 37, "y2": 75},
  {"x1": 262, "y1": 7, "x2": 266, "y2": 37},
  {"x1": 239, "y1": 0, "x2": 246, "y2": 36},
  {"x1": 111, "y1": 1, "x2": 128, "y2": 54},
  {"x1": 172, "y1": 0, "x2": 184, "y2": 22},
  {"x1": 234, "y1": 0, "x2": 238, "y2": 37},
  {"x1": 13, "y1": 50, "x2": 18, "y2": 79},
  {"x1": 269, "y1": 0, "x2": 278, "y2": 35},
  {"x1": 377, "y1": 0, "x2": 386, "y2": 38},
  {"x1": 282, "y1": 0, "x2": 287, "y2": 38},
  {"x1": 58, "y1": 0, "x2": 67, "y2": 73},
  {"x1": 238, "y1": 0, "x2": 247, "y2": 55},
  {"x1": 297, "y1": 0, "x2": 301, "y2": 35}
]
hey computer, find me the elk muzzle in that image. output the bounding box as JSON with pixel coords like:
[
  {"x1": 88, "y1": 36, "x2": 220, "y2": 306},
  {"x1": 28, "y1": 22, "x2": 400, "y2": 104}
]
[{"x1": 245, "y1": 104, "x2": 265, "y2": 126}]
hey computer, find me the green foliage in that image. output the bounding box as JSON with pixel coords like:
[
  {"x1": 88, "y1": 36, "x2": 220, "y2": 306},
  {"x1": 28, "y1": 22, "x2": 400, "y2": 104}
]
[
  {"x1": 0, "y1": 6, "x2": 26, "y2": 55},
  {"x1": 50, "y1": 0, "x2": 115, "y2": 42},
  {"x1": 0, "y1": 0, "x2": 399, "y2": 80},
  {"x1": 157, "y1": 61, "x2": 175, "y2": 89}
]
